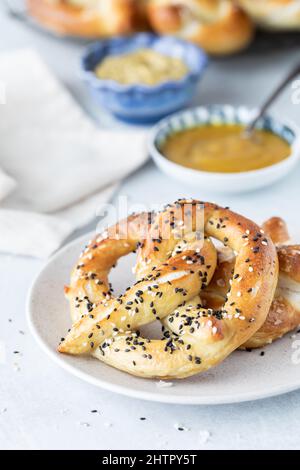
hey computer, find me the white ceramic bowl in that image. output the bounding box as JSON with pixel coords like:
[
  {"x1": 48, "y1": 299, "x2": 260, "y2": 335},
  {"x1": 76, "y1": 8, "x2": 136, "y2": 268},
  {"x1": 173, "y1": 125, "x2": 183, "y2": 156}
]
[
  {"x1": 27, "y1": 231, "x2": 300, "y2": 404},
  {"x1": 149, "y1": 105, "x2": 300, "y2": 193}
]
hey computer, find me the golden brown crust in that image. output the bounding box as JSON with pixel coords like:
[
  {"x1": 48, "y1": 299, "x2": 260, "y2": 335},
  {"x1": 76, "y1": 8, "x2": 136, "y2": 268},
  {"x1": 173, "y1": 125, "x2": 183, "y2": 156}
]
[
  {"x1": 202, "y1": 217, "x2": 300, "y2": 350},
  {"x1": 203, "y1": 246, "x2": 300, "y2": 350},
  {"x1": 277, "y1": 245, "x2": 300, "y2": 283},
  {"x1": 147, "y1": 0, "x2": 254, "y2": 55},
  {"x1": 26, "y1": 0, "x2": 148, "y2": 37},
  {"x1": 201, "y1": 256, "x2": 234, "y2": 309},
  {"x1": 237, "y1": 0, "x2": 300, "y2": 30},
  {"x1": 59, "y1": 200, "x2": 278, "y2": 379},
  {"x1": 243, "y1": 294, "x2": 300, "y2": 349}
]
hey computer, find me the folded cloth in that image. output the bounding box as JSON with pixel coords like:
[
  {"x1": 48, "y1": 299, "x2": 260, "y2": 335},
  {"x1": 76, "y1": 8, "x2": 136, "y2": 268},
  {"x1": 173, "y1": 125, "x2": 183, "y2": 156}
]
[{"x1": 0, "y1": 49, "x2": 148, "y2": 257}]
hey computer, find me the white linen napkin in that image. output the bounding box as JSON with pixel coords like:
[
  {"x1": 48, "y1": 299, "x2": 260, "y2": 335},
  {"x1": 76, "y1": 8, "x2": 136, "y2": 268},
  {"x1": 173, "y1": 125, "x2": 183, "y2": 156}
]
[{"x1": 0, "y1": 49, "x2": 148, "y2": 257}]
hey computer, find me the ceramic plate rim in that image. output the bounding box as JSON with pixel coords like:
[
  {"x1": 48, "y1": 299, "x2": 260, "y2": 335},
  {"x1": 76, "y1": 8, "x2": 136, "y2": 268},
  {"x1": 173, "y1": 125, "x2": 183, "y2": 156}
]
[{"x1": 27, "y1": 232, "x2": 300, "y2": 405}]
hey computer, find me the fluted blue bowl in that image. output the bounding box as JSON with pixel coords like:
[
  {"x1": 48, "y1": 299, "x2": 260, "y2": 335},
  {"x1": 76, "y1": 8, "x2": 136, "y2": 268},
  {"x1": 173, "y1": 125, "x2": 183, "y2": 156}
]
[{"x1": 80, "y1": 33, "x2": 208, "y2": 124}]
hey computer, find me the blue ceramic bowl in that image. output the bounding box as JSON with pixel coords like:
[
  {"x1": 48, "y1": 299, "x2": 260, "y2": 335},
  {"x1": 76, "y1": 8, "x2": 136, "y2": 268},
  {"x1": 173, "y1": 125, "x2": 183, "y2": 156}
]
[{"x1": 80, "y1": 33, "x2": 208, "y2": 123}]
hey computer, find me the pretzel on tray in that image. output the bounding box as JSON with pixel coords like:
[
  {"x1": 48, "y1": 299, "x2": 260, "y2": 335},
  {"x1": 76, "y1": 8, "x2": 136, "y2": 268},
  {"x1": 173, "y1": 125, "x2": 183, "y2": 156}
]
[{"x1": 147, "y1": 0, "x2": 254, "y2": 55}]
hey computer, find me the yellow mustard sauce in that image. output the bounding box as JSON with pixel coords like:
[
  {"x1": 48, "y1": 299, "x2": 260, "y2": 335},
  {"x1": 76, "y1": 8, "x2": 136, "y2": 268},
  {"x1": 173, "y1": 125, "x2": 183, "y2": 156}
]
[
  {"x1": 161, "y1": 124, "x2": 291, "y2": 173},
  {"x1": 95, "y1": 48, "x2": 189, "y2": 86}
]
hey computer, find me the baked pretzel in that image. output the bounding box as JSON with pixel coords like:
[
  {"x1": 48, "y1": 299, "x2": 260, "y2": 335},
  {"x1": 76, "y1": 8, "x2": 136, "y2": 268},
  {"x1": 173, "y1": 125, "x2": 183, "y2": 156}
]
[
  {"x1": 26, "y1": 0, "x2": 148, "y2": 37},
  {"x1": 202, "y1": 217, "x2": 300, "y2": 349},
  {"x1": 147, "y1": 0, "x2": 254, "y2": 55},
  {"x1": 59, "y1": 200, "x2": 278, "y2": 379},
  {"x1": 237, "y1": 0, "x2": 300, "y2": 30}
]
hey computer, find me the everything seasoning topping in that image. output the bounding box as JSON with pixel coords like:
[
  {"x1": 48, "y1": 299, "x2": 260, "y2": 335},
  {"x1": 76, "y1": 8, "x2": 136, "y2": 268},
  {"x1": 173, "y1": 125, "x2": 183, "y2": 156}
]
[{"x1": 62, "y1": 200, "x2": 274, "y2": 379}]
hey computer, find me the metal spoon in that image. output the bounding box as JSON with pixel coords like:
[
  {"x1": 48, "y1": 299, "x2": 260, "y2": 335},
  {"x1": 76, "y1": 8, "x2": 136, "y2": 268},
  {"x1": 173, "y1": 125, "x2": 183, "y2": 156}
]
[{"x1": 243, "y1": 62, "x2": 300, "y2": 138}]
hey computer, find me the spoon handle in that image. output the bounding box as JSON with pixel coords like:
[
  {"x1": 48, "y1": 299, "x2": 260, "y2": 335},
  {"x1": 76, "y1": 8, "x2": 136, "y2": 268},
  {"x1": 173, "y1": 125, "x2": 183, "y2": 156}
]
[{"x1": 245, "y1": 62, "x2": 300, "y2": 135}]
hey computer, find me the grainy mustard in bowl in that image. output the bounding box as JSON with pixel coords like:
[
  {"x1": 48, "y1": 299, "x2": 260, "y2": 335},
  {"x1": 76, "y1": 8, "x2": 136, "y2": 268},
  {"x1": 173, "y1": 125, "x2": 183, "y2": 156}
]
[{"x1": 80, "y1": 33, "x2": 208, "y2": 123}]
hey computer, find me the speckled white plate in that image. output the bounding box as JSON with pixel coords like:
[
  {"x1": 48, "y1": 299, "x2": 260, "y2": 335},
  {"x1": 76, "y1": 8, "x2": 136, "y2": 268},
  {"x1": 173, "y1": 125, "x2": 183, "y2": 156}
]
[{"x1": 27, "y1": 232, "x2": 300, "y2": 405}]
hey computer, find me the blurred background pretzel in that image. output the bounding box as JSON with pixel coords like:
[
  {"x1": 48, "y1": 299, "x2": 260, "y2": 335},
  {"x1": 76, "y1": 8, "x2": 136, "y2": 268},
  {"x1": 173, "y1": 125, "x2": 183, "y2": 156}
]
[
  {"x1": 59, "y1": 200, "x2": 278, "y2": 379},
  {"x1": 24, "y1": 0, "x2": 300, "y2": 55}
]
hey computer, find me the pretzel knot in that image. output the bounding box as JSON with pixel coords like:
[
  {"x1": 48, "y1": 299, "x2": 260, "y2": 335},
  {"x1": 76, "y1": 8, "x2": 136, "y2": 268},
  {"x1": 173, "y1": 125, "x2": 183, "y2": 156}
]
[{"x1": 59, "y1": 200, "x2": 278, "y2": 379}]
